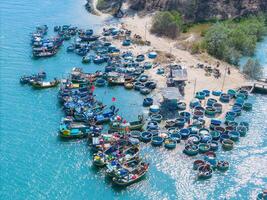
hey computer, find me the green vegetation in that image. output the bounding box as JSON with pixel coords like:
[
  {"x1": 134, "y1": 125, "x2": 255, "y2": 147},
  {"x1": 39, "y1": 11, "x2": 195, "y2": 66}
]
[
  {"x1": 203, "y1": 15, "x2": 267, "y2": 65},
  {"x1": 151, "y1": 11, "x2": 183, "y2": 39},
  {"x1": 96, "y1": 0, "x2": 109, "y2": 10},
  {"x1": 243, "y1": 58, "x2": 263, "y2": 79}
]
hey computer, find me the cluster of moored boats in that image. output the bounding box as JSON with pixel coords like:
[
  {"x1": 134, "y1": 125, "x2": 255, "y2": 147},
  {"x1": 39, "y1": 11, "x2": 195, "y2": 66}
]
[
  {"x1": 57, "y1": 67, "x2": 149, "y2": 186},
  {"x1": 26, "y1": 24, "x2": 256, "y2": 185}
]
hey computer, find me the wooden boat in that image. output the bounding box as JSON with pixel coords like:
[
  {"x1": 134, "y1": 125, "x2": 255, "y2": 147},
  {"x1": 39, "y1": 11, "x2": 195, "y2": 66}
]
[
  {"x1": 198, "y1": 143, "x2": 211, "y2": 153},
  {"x1": 93, "y1": 145, "x2": 119, "y2": 167},
  {"x1": 108, "y1": 77, "x2": 125, "y2": 86},
  {"x1": 124, "y1": 82, "x2": 134, "y2": 89},
  {"x1": 198, "y1": 164, "x2": 212, "y2": 179},
  {"x1": 59, "y1": 128, "x2": 88, "y2": 139},
  {"x1": 33, "y1": 50, "x2": 57, "y2": 58},
  {"x1": 222, "y1": 139, "x2": 234, "y2": 151},
  {"x1": 151, "y1": 136, "x2": 164, "y2": 146},
  {"x1": 94, "y1": 106, "x2": 119, "y2": 124},
  {"x1": 164, "y1": 138, "x2": 177, "y2": 149},
  {"x1": 183, "y1": 144, "x2": 199, "y2": 156},
  {"x1": 59, "y1": 117, "x2": 90, "y2": 133},
  {"x1": 32, "y1": 79, "x2": 60, "y2": 89},
  {"x1": 140, "y1": 132, "x2": 152, "y2": 142},
  {"x1": 106, "y1": 157, "x2": 142, "y2": 178},
  {"x1": 193, "y1": 160, "x2": 206, "y2": 170},
  {"x1": 112, "y1": 163, "x2": 149, "y2": 186},
  {"x1": 110, "y1": 115, "x2": 144, "y2": 131},
  {"x1": 217, "y1": 160, "x2": 229, "y2": 171}
]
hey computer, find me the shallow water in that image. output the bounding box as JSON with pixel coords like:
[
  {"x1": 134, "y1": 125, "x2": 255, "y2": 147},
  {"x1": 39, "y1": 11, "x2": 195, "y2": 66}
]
[{"x1": 0, "y1": 1, "x2": 267, "y2": 199}]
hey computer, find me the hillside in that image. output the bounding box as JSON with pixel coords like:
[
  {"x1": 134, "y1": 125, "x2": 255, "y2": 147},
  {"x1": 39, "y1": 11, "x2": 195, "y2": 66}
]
[{"x1": 90, "y1": 0, "x2": 267, "y2": 22}]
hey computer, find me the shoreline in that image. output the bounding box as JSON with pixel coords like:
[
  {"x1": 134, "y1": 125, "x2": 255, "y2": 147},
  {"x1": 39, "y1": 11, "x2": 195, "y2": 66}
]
[{"x1": 89, "y1": 5, "x2": 248, "y2": 103}]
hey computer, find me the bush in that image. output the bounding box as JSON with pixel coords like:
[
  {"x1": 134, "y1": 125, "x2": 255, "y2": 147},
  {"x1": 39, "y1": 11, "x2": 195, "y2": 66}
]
[
  {"x1": 191, "y1": 42, "x2": 204, "y2": 54},
  {"x1": 96, "y1": 0, "x2": 109, "y2": 10},
  {"x1": 204, "y1": 15, "x2": 267, "y2": 65},
  {"x1": 243, "y1": 58, "x2": 263, "y2": 79},
  {"x1": 151, "y1": 11, "x2": 183, "y2": 39}
]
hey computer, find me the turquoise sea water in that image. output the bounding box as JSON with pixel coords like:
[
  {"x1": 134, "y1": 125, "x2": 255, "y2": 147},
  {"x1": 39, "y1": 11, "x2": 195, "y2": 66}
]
[{"x1": 0, "y1": 0, "x2": 267, "y2": 199}]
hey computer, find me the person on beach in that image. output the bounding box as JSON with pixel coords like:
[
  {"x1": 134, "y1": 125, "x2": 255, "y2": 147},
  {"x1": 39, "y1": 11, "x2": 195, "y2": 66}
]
[{"x1": 228, "y1": 67, "x2": 231, "y2": 75}]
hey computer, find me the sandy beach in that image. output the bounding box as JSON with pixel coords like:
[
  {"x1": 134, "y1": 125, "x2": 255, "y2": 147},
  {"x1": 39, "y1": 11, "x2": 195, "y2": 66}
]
[{"x1": 92, "y1": 2, "x2": 248, "y2": 105}]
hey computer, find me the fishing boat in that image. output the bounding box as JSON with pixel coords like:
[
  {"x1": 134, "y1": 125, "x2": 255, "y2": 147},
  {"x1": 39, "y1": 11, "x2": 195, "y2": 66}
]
[
  {"x1": 151, "y1": 136, "x2": 164, "y2": 146},
  {"x1": 108, "y1": 76, "x2": 125, "y2": 86},
  {"x1": 257, "y1": 190, "x2": 267, "y2": 200},
  {"x1": 95, "y1": 78, "x2": 106, "y2": 87},
  {"x1": 183, "y1": 144, "x2": 199, "y2": 156},
  {"x1": 217, "y1": 160, "x2": 229, "y2": 171},
  {"x1": 93, "y1": 145, "x2": 120, "y2": 167},
  {"x1": 193, "y1": 160, "x2": 206, "y2": 170},
  {"x1": 143, "y1": 98, "x2": 153, "y2": 107},
  {"x1": 198, "y1": 164, "x2": 213, "y2": 179},
  {"x1": 110, "y1": 115, "x2": 144, "y2": 131},
  {"x1": 112, "y1": 162, "x2": 149, "y2": 186},
  {"x1": 32, "y1": 79, "x2": 60, "y2": 89},
  {"x1": 222, "y1": 139, "x2": 234, "y2": 151},
  {"x1": 140, "y1": 132, "x2": 152, "y2": 142},
  {"x1": 164, "y1": 138, "x2": 177, "y2": 149},
  {"x1": 198, "y1": 143, "x2": 211, "y2": 153},
  {"x1": 124, "y1": 82, "x2": 134, "y2": 89},
  {"x1": 59, "y1": 128, "x2": 88, "y2": 139},
  {"x1": 82, "y1": 55, "x2": 91, "y2": 63},
  {"x1": 106, "y1": 157, "x2": 142, "y2": 178},
  {"x1": 94, "y1": 106, "x2": 119, "y2": 124}
]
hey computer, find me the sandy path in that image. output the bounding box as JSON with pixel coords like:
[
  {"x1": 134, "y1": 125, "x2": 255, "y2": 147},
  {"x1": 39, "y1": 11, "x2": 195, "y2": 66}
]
[{"x1": 92, "y1": 5, "x2": 247, "y2": 105}]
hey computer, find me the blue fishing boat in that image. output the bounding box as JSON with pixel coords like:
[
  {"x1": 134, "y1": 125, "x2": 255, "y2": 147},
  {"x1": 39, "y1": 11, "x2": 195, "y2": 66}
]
[
  {"x1": 217, "y1": 160, "x2": 229, "y2": 171},
  {"x1": 199, "y1": 143, "x2": 211, "y2": 153},
  {"x1": 177, "y1": 102, "x2": 186, "y2": 111},
  {"x1": 94, "y1": 106, "x2": 118, "y2": 124},
  {"x1": 222, "y1": 139, "x2": 234, "y2": 151},
  {"x1": 198, "y1": 164, "x2": 212, "y2": 179},
  {"x1": 95, "y1": 78, "x2": 106, "y2": 87},
  {"x1": 183, "y1": 144, "x2": 199, "y2": 156},
  {"x1": 143, "y1": 98, "x2": 153, "y2": 107},
  {"x1": 164, "y1": 138, "x2": 177, "y2": 149},
  {"x1": 140, "y1": 132, "x2": 152, "y2": 142},
  {"x1": 188, "y1": 134, "x2": 201, "y2": 144},
  {"x1": 229, "y1": 131, "x2": 240, "y2": 142},
  {"x1": 193, "y1": 160, "x2": 206, "y2": 170},
  {"x1": 151, "y1": 136, "x2": 164, "y2": 146},
  {"x1": 170, "y1": 132, "x2": 181, "y2": 143},
  {"x1": 122, "y1": 39, "x2": 131, "y2": 46},
  {"x1": 112, "y1": 163, "x2": 149, "y2": 186},
  {"x1": 210, "y1": 141, "x2": 219, "y2": 151},
  {"x1": 179, "y1": 128, "x2": 190, "y2": 139},
  {"x1": 136, "y1": 54, "x2": 145, "y2": 62},
  {"x1": 148, "y1": 52, "x2": 157, "y2": 59},
  {"x1": 150, "y1": 114, "x2": 162, "y2": 123}
]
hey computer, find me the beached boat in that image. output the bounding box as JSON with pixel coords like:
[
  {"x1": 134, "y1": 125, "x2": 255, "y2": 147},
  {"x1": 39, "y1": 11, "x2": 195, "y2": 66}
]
[{"x1": 32, "y1": 79, "x2": 60, "y2": 89}]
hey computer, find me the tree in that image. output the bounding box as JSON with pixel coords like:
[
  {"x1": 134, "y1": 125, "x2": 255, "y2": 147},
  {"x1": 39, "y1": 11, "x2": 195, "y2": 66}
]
[
  {"x1": 151, "y1": 11, "x2": 183, "y2": 38},
  {"x1": 204, "y1": 23, "x2": 230, "y2": 60},
  {"x1": 243, "y1": 58, "x2": 263, "y2": 79}
]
